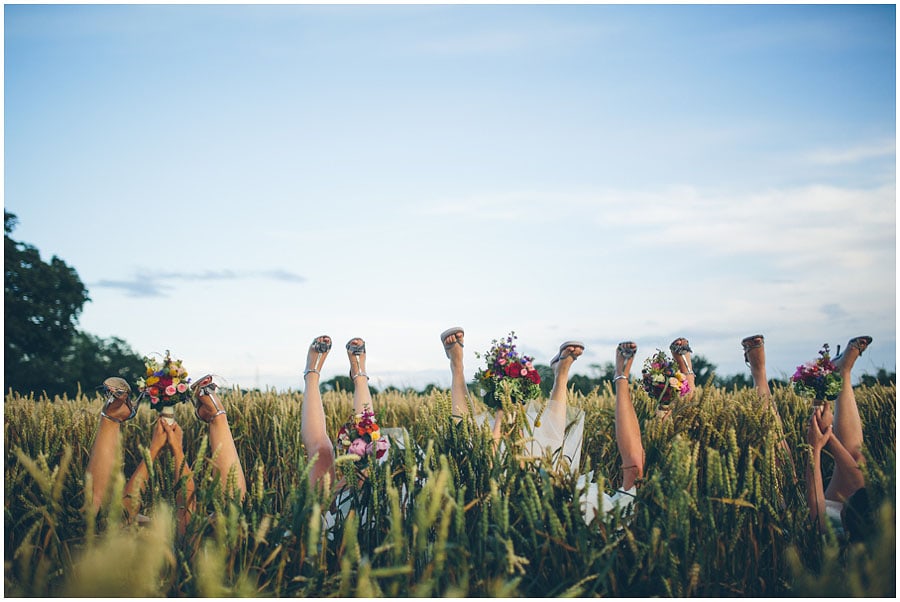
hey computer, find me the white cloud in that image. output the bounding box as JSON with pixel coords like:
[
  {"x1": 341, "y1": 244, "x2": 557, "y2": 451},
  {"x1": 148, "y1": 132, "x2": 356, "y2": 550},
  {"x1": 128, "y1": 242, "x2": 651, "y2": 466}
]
[{"x1": 806, "y1": 140, "x2": 896, "y2": 165}]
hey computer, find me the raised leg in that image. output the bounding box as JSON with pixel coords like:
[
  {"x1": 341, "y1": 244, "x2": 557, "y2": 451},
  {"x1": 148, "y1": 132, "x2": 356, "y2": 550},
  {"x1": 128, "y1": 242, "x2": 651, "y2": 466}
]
[
  {"x1": 192, "y1": 375, "x2": 247, "y2": 500},
  {"x1": 547, "y1": 341, "x2": 585, "y2": 424},
  {"x1": 85, "y1": 378, "x2": 135, "y2": 513},
  {"x1": 441, "y1": 327, "x2": 468, "y2": 418},
  {"x1": 614, "y1": 342, "x2": 643, "y2": 491},
  {"x1": 347, "y1": 338, "x2": 372, "y2": 414},
  {"x1": 670, "y1": 337, "x2": 696, "y2": 392},
  {"x1": 824, "y1": 337, "x2": 870, "y2": 502},
  {"x1": 301, "y1": 336, "x2": 336, "y2": 490},
  {"x1": 742, "y1": 335, "x2": 771, "y2": 400}
]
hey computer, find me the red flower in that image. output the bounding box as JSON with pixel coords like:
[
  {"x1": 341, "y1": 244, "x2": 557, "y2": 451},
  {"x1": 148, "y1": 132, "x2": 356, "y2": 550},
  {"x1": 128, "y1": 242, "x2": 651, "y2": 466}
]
[
  {"x1": 148, "y1": 387, "x2": 159, "y2": 397},
  {"x1": 506, "y1": 362, "x2": 523, "y2": 378},
  {"x1": 527, "y1": 370, "x2": 541, "y2": 384}
]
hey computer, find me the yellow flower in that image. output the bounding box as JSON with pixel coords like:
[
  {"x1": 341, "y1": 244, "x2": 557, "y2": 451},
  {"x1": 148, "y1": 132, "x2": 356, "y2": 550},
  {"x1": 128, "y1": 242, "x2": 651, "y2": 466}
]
[
  {"x1": 146, "y1": 376, "x2": 160, "y2": 386},
  {"x1": 370, "y1": 430, "x2": 380, "y2": 441},
  {"x1": 169, "y1": 368, "x2": 178, "y2": 377}
]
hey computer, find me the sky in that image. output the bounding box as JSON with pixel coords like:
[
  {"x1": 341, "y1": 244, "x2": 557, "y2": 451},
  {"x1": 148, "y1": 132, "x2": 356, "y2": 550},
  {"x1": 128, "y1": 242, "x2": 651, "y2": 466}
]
[{"x1": 4, "y1": 3, "x2": 896, "y2": 393}]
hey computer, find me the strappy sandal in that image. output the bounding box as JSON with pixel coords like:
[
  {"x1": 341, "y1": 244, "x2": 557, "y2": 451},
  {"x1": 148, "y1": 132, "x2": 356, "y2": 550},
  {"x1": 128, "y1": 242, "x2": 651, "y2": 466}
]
[
  {"x1": 100, "y1": 377, "x2": 137, "y2": 424},
  {"x1": 614, "y1": 342, "x2": 637, "y2": 382},
  {"x1": 834, "y1": 335, "x2": 873, "y2": 364},
  {"x1": 190, "y1": 374, "x2": 226, "y2": 423},
  {"x1": 346, "y1": 338, "x2": 369, "y2": 381},
  {"x1": 303, "y1": 335, "x2": 332, "y2": 377},
  {"x1": 440, "y1": 327, "x2": 465, "y2": 358},
  {"x1": 669, "y1": 338, "x2": 694, "y2": 375},
  {"x1": 550, "y1": 340, "x2": 585, "y2": 367},
  {"x1": 741, "y1": 334, "x2": 765, "y2": 366}
]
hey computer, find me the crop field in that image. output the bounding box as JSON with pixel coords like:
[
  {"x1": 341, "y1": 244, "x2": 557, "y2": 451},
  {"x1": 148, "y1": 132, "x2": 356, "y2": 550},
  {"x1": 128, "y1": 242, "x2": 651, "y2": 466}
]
[{"x1": 4, "y1": 382, "x2": 896, "y2": 597}]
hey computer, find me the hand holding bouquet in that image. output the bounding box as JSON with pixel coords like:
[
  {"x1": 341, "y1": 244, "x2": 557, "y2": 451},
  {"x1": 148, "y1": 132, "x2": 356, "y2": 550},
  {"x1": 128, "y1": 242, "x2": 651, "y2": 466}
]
[
  {"x1": 791, "y1": 344, "x2": 841, "y2": 403},
  {"x1": 337, "y1": 406, "x2": 389, "y2": 468},
  {"x1": 641, "y1": 349, "x2": 692, "y2": 410},
  {"x1": 474, "y1": 332, "x2": 542, "y2": 411}
]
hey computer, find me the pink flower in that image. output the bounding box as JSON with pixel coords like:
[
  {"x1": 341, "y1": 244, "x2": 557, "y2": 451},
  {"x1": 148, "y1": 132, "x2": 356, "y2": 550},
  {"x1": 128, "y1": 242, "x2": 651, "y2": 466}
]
[
  {"x1": 165, "y1": 385, "x2": 177, "y2": 396},
  {"x1": 367, "y1": 437, "x2": 390, "y2": 459},
  {"x1": 177, "y1": 383, "x2": 188, "y2": 393},
  {"x1": 151, "y1": 397, "x2": 159, "y2": 405},
  {"x1": 520, "y1": 368, "x2": 528, "y2": 377},
  {"x1": 498, "y1": 358, "x2": 507, "y2": 366},
  {"x1": 348, "y1": 438, "x2": 368, "y2": 457}
]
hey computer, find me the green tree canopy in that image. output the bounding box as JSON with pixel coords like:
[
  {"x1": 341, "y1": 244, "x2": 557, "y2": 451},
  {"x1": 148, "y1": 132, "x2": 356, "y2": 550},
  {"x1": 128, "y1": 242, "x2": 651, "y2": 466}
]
[{"x1": 5, "y1": 211, "x2": 145, "y2": 397}]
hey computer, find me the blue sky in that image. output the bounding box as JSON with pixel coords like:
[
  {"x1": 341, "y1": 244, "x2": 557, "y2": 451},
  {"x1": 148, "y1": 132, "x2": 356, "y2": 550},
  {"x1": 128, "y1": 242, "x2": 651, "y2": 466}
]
[{"x1": 5, "y1": 4, "x2": 896, "y2": 392}]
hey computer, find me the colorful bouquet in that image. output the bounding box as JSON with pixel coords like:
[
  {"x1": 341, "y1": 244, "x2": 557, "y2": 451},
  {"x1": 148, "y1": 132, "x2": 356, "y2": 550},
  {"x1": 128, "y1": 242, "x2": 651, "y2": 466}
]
[
  {"x1": 641, "y1": 350, "x2": 692, "y2": 409},
  {"x1": 474, "y1": 332, "x2": 542, "y2": 411},
  {"x1": 791, "y1": 344, "x2": 842, "y2": 402},
  {"x1": 336, "y1": 406, "x2": 390, "y2": 467},
  {"x1": 136, "y1": 351, "x2": 193, "y2": 408}
]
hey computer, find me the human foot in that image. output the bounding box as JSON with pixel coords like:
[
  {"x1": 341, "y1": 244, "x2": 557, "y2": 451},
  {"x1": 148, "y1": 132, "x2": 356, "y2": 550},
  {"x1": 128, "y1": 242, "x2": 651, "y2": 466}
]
[
  {"x1": 550, "y1": 340, "x2": 584, "y2": 377},
  {"x1": 191, "y1": 374, "x2": 227, "y2": 423},
  {"x1": 832, "y1": 336, "x2": 872, "y2": 374},
  {"x1": 304, "y1": 335, "x2": 332, "y2": 378},
  {"x1": 742, "y1": 334, "x2": 765, "y2": 367},
  {"x1": 615, "y1": 341, "x2": 637, "y2": 381},
  {"x1": 441, "y1": 327, "x2": 465, "y2": 361},
  {"x1": 100, "y1": 377, "x2": 136, "y2": 423},
  {"x1": 669, "y1": 337, "x2": 694, "y2": 376},
  {"x1": 346, "y1": 338, "x2": 369, "y2": 381}
]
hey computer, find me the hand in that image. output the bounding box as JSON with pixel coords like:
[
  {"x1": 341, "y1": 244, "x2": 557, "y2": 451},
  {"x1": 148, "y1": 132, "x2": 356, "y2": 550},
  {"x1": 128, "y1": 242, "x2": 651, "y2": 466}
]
[
  {"x1": 161, "y1": 419, "x2": 185, "y2": 458},
  {"x1": 149, "y1": 419, "x2": 167, "y2": 458},
  {"x1": 806, "y1": 407, "x2": 831, "y2": 453},
  {"x1": 815, "y1": 401, "x2": 834, "y2": 432}
]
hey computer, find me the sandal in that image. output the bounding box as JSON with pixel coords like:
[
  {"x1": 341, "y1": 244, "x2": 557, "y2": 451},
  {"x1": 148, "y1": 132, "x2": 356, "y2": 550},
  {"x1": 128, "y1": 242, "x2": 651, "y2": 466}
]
[
  {"x1": 303, "y1": 335, "x2": 332, "y2": 377},
  {"x1": 741, "y1": 334, "x2": 765, "y2": 366},
  {"x1": 190, "y1": 374, "x2": 227, "y2": 423},
  {"x1": 550, "y1": 340, "x2": 585, "y2": 367},
  {"x1": 833, "y1": 335, "x2": 873, "y2": 364},
  {"x1": 346, "y1": 338, "x2": 369, "y2": 381},
  {"x1": 100, "y1": 377, "x2": 137, "y2": 424},
  {"x1": 440, "y1": 327, "x2": 465, "y2": 358},
  {"x1": 614, "y1": 342, "x2": 637, "y2": 382},
  {"x1": 669, "y1": 338, "x2": 694, "y2": 375}
]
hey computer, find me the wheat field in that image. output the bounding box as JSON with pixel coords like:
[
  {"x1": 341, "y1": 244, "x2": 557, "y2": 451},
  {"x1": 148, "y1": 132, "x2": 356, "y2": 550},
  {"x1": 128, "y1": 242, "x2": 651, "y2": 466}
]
[{"x1": 4, "y1": 382, "x2": 895, "y2": 597}]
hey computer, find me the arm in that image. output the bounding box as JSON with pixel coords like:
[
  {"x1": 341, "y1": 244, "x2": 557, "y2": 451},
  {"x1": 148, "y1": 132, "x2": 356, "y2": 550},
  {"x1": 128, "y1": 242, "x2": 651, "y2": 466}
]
[
  {"x1": 162, "y1": 420, "x2": 196, "y2": 534},
  {"x1": 805, "y1": 408, "x2": 831, "y2": 532},
  {"x1": 123, "y1": 419, "x2": 167, "y2": 520}
]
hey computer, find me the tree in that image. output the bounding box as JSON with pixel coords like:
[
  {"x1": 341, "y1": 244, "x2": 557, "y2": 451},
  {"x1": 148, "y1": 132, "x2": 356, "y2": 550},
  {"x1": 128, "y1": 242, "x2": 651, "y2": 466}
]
[
  {"x1": 5, "y1": 212, "x2": 146, "y2": 398},
  {"x1": 5, "y1": 212, "x2": 89, "y2": 396}
]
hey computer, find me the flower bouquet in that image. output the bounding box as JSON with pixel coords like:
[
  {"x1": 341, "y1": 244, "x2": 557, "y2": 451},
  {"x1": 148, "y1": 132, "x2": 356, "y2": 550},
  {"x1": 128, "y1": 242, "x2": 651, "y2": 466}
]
[
  {"x1": 336, "y1": 406, "x2": 390, "y2": 469},
  {"x1": 474, "y1": 332, "x2": 542, "y2": 411},
  {"x1": 136, "y1": 351, "x2": 192, "y2": 423},
  {"x1": 791, "y1": 344, "x2": 842, "y2": 403},
  {"x1": 641, "y1": 350, "x2": 692, "y2": 410}
]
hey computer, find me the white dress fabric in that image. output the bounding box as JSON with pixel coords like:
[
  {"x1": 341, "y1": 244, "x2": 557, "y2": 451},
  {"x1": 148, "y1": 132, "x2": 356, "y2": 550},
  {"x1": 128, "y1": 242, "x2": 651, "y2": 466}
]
[
  {"x1": 480, "y1": 399, "x2": 634, "y2": 523},
  {"x1": 825, "y1": 499, "x2": 845, "y2": 535}
]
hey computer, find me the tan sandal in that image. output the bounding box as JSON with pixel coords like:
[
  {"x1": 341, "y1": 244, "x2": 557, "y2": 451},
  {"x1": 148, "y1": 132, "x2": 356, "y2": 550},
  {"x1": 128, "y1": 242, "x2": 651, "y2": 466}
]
[
  {"x1": 741, "y1": 334, "x2": 765, "y2": 366},
  {"x1": 303, "y1": 335, "x2": 332, "y2": 377},
  {"x1": 190, "y1": 374, "x2": 226, "y2": 423},
  {"x1": 100, "y1": 377, "x2": 137, "y2": 423},
  {"x1": 346, "y1": 338, "x2": 369, "y2": 381},
  {"x1": 550, "y1": 340, "x2": 585, "y2": 367}
]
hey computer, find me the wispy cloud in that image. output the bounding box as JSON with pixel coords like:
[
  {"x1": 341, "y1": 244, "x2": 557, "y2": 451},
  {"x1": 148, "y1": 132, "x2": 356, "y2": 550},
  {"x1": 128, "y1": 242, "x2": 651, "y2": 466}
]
[
  {"x1": 93, "y1": 269, "x2": 306, "y2": 298},
  {"x1": 806, "y1": 140, "x2": 895, "y2": 165}
]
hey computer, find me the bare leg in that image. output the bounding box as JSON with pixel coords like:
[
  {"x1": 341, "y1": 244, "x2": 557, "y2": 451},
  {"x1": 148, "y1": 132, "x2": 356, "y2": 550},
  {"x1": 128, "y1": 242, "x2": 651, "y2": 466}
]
[
  {"x1": 85, "y1": 378, "x2": 135, "y2": 513},
  {"x1": 301, "y1": 336, "x2": 336, "y2": 490},
  {"x1": 347, "y1": 338, "x2": 372, "y2": 414},
  {"x1": 614, "y1": 342, "x2": 643, "y2": 491},
  {"x1": 441, "y1": 327, "x2": 468, "y2": 418},
  {"x1": 547, "y1": 341, "x2": 585, "y2": 425},
  {"x1": 824, "y1": 337, "x2": 870, "y2": 501},
  {"x1": 192, "y1": 376, "x2": 247, "y2": 500},
  {"x1": 670, "y1": 337, "x2": 696, "y2": 392},
  {"x1": 742, "y1": 335, "x2": 771, "y2": 399}
]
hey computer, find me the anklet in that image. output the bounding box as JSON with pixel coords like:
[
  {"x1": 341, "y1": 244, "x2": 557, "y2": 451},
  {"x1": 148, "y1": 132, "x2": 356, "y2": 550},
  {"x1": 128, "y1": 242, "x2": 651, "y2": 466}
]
[
  {"x1": 351, "y1": 371, "x2": 370, "y2": 381},
  {"x1": 613, "y1": 374, "x2": 628, "y2": 382},
  {"x1": 100, "y1": 411, "x2": 125, "y2": 424},
  {"x1": 686, "y1": 370, "x2": 695, "y2": 375},
  {"x1": 303, "y1": 369, "x2": 319, "y2": 377}
]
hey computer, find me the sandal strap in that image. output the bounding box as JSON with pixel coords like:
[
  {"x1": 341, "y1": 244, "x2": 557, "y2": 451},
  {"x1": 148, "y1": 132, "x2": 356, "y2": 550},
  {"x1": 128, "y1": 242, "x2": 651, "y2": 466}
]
[
  {"x1": 617, "y1": 342, "x2": 637, "y2": 359},
  {"x1": 100, "y1": 387, "x2": 136, "y2": 424},
  {"x1": 312, "y1": 337, "x2": 333, "y2": 354},
  {"x1": 350, "y1": 371, "x2": 370, "y2": 381},
  {"x1": 346, "y1": 339, "x2": 366, "y2": 355},
  {"x1": 670, "y1": 339, "x2": 692, "y2": 355}
]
